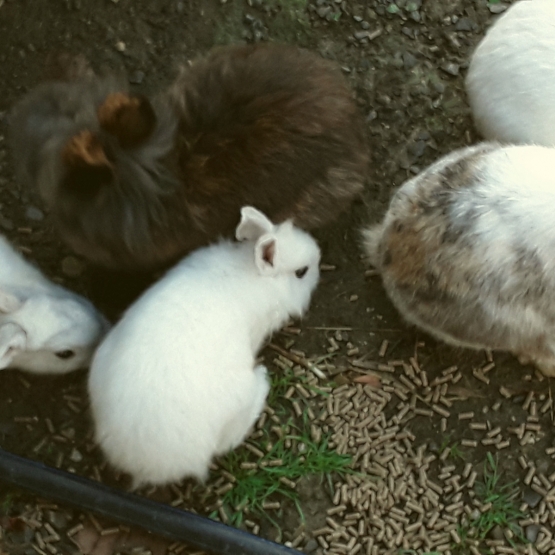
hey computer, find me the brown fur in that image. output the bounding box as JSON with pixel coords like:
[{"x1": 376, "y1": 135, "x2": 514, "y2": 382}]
[
  {"x1": 97, "y1": 93, "x2": 157, "y2": 148},
  {"x1": 10, "y1": 43, "x2": 369, "y2": 270},
  {"x1": 62, "y1": 130, "x2": 112, "y2": 169}
]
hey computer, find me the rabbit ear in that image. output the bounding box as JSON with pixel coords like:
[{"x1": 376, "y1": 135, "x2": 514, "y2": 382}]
[
  {"x1": 254, "y1": 235, "x2": 278, "y2": 276},
  {"x1": 0, "y1": 290, "x2": 22, "y2": 313},
  {"x1": 61, "y1": 130, "x2": 114, "y2": 193},
  {"x1": 0, "y1": 323, "x2": 26, "y2": 370},
  {"x1": 236, "y1": 206, "x2": 275, "y2": 241},
  {"x1": 97, "y1": 92, "x2": 157, "y2": 148}
]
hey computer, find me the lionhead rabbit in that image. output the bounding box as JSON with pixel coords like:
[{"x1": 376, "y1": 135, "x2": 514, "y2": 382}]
[
  {"x1": 88, "y1": 206, "x2": 321, "y2": 487},
  {"x1": 466, "y1": 0, "x2": 555, "y2": 146},
  {"x1": 362, "y1": 142, "x2": 555, "y2": 376},
  {"x1": 0, "y1": 235, "x2": 107, "y2": 374},
  {"x1": 10, "y1": 43, "x2": 367, "y2": 271}
]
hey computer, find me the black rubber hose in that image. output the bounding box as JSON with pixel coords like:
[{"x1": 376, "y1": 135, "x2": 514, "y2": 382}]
[{"x1": 0, "y1": 448, "x2": 304, "y2": 555}]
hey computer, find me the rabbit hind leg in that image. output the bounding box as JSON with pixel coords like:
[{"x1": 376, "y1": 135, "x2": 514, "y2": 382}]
[
  {"x1": 517, "y1": 345, "x2": 555, "y2": 377},
  {"x1": 215, "y1": 364, "x2": 270, "y2": 455}
]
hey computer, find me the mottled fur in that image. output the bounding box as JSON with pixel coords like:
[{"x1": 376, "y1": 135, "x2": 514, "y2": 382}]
[
  {"x1": 362, "y1": 143, "x2": 555, "y2": 376},
  {"x1": 10, "y1": 43, "x2": 368, "y2": 270}
]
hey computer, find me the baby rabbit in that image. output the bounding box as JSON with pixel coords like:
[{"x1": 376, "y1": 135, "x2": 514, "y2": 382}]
[
  {"x1": 10, "y1": 43, "x2": 368, "y2": 271},
  {"x1": 0, "y1": 235, "x2": 107, "y2": 374},
  {"x1": 88, "y1": 206, "x2": 321, "y2": 487},
  {"x1": 362, "y1": 142, "x2": 555, "y2": 376},
  {"x1": 466, "y1": 0, "x2": 555, "y2": 146}
]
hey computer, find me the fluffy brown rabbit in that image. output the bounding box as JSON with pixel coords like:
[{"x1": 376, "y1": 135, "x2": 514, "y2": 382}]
[{"x1": 9, "y1": 43, "x2": 369, "y2": 271}]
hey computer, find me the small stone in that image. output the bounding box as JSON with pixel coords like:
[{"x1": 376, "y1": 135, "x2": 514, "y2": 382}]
[
  {"x1": 398, "y1": 150, "x2": 413, "y2": 170},
  {"x1": 431, "y1": 79, "x2": 446, "y2": 94},
  {"x1": 360, "y1": 20, "x2": 370, "y2": 29},
  {"x1": 316, "y1": 6, "x2": 331, "y2": 18},
  {"x1": 61, "y1": 256, "x2": 85, "y2": 278},
  {"x1": 0, "y1": 215, "x2": 14, "y2": 231},
  {"x1": 115, "y1": 41, "x2": 126, "y2": 52},
  {"x1": 61, "y1": 427, "x2": 76, "y2": 439},
  {"x1": 402, "y1": 51, "x2": 417, "y2": 69},
  {"x1": 69, "y1": 448, "x2": 83, "y2": 463},
  {"x1": 354, "y1": 30, "x2": 369, "y2": 41},
  {"x1": 522, "y1": 487, "x2": 542, "y2": 509},
  {"x1": 489, "y1": 525, "x2": 504, "y2": 541},
  {"x1": 405, "y1": 0, "x2": 421, "y2": 12},
  {"x1": 407, "y1": 140, "x2": 426, "y2": 158},
  {"x1": 489, "y1": 3, "x2": 508, "y2": 14},
  {"x1": 25, "y1": 205, "x2": 44, "y2": 221},
  {"x1": 10, "y1": 525, "x2": 35, "y2": 544},
  {"x1": 455, "y1": 17, "x2": 475, "y2": 32},
  {"x1": 526, "y1": 524, "x2": 541, "y2": 543},
  {"x1": 366, "y1": 110, "x2": 377, "y2": 122},
  {"x1": 47, "y1": 510, "x2": 71, "y2": 530},
  {"x1": 304, "y1": 539, "x2": 318, "y2": 554},
  {"x1": 129, "y1": 70, "x2": 145, "y2": 84},
  {"x1": 441, "y1": 62, "x2": 460, "y2": 76},
  {"x1": 353, "y1": 15, "x2": 362, "y2": 22}
]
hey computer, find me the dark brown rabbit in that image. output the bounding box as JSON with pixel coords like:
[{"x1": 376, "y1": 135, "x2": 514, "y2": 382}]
[{"x1": 9, "y1": 43, "x2": 369, "y2": 271}]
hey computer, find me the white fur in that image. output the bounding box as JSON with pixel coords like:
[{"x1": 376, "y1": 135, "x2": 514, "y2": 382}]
[
  {"x1": 0, "y1": 235, "x2": 108, "y2": 373},
  {"x1": 466, "y1": 0, "x2": 555, "y2": 145},
  {"x1": 88, "y1": 206, "x2": 321, "y2": 487}
]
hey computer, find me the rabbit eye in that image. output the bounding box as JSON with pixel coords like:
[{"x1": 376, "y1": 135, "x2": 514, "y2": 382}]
[
  {"x1": 55, "y1": 350, "x2": 75, "y2": 360},
  {"x1": 295, "y1": 266, "x2": 309, "y2": 279}
]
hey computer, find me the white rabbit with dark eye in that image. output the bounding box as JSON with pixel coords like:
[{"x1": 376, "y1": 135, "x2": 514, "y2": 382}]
[
  {"x1": 88, "y1": 206, "x2": 321, "y2": 487},
  {"x1": 0, "y1": 235, "x2": 108, "y2": 374},
  {"x1": 362, "y1": 142, "x2": 555, "y2": 376},
  {"x1": 466, "y1": 0, "x2": 555, "y2": 146}
]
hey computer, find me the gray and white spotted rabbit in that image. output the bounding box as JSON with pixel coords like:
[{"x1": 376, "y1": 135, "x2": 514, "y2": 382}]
[{"x1": 362, "y1": 142, "x2": 555, "y2": 376}]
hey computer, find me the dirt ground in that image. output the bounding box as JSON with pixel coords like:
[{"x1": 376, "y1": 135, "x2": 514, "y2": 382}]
[{"x1": 2, "y1": 0, "x2": 555, "y2": 554}]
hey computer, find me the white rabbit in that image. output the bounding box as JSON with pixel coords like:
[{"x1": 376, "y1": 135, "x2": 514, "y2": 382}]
[
  {"x1": 88, "y1": 206, "x2": 321, "y2": 487},
  {"x1": 362, "y1": 142, "x2": 555, "y2": 376},
  {"x1": 0, "y1": 235, "x2": 108, "y2": 374},
  {"x1": 466, "y1": 0, "x2": 555, "y2": 146}
]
